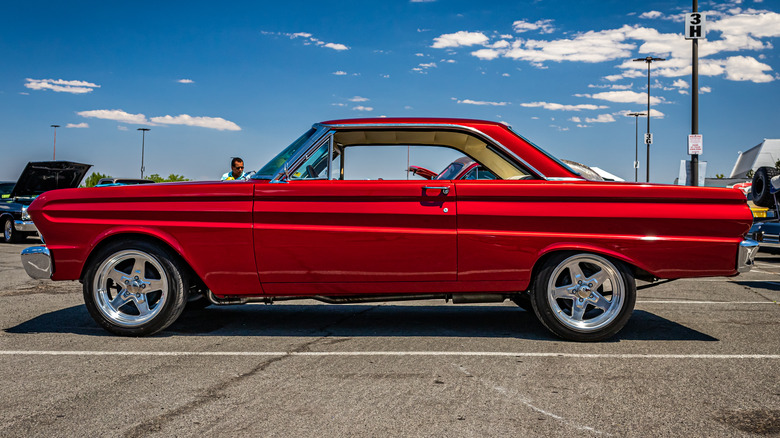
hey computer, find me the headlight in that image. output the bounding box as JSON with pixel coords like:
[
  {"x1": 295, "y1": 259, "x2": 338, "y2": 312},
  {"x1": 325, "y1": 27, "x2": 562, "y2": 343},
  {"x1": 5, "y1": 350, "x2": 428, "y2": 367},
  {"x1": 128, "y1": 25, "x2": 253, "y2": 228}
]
[{"x1": 21, "y1": 206, "x2": 31, "y2": 221}]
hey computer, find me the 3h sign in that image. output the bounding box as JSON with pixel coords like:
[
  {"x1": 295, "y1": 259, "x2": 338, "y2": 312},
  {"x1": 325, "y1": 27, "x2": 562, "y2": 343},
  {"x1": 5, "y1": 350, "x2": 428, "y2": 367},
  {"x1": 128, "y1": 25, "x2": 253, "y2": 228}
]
[{"x1": 685, "y1": 13, "x2": 706, "y2": 40}]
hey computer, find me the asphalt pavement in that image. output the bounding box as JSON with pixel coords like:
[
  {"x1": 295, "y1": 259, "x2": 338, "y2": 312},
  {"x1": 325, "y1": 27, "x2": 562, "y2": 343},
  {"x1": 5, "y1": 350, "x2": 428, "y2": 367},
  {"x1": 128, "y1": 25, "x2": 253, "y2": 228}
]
[{"x1": 1, "y1": 238, "x2": 778, "y2": 437}]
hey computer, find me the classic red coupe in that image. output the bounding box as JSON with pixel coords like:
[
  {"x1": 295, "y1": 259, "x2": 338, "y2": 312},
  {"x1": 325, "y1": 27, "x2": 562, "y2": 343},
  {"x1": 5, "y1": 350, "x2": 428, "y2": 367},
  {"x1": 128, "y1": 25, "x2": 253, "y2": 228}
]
[{"x1": 21, "y1": 118, "x2": 758, "y2": 341}]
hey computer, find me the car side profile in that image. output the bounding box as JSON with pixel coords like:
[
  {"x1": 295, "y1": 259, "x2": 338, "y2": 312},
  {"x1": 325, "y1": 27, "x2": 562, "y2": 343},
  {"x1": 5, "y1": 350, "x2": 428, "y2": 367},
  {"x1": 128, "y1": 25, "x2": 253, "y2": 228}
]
[{"x1": 21, "y1": 118, "x2": 758, "y2": 341}]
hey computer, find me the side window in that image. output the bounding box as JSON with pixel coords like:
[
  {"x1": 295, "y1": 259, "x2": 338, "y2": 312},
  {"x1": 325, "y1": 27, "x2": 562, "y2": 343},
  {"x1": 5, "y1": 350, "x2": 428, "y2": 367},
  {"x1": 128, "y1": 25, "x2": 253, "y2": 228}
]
[
  {"x1": 290, "y1": 137, "x2": 332, "y2": 180},
  {"x1": 341, "y1": 145, "x2": 471, "y2": 180},
  {"x1": 461, "y1": 166, "x2": 498, "y2": 180}
]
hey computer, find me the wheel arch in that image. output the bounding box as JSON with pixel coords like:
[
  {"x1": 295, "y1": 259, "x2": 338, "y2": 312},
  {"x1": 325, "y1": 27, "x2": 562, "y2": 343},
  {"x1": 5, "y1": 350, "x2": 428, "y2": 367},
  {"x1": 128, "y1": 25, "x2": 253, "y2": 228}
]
[
  {"x1": 79, "y1": 230, "x2": 205, "y2": 288},
  {"x1": 530, "y1": 244, "x2": 655, "y2": 289}
]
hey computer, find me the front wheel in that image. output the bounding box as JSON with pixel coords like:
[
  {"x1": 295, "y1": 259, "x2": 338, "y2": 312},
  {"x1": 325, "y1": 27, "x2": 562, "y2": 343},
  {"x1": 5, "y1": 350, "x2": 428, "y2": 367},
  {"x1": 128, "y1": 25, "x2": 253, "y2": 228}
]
[
  {"x1": 83, "y1": 240, "x2": 189, "y2": 336},
  {"x1": 3, "y1": 217, "x2": 23, "y2": 243},
  {"x1": 531, "y1": 253, "x2": 636, "y2": 342}
]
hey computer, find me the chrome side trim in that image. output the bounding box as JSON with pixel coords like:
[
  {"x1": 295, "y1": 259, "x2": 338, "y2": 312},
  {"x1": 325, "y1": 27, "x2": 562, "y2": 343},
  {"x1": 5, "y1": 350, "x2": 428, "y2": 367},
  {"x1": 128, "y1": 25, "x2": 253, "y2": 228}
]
[
  {"x1": 737, "y1": 239, "x2": 759, "y2": 273},
  {"x1": 318, "y1": 122, "x2": 552, "y2": 180},
  {"x1": 21, "y1": 246, "x2": 52, "y2": 279}
]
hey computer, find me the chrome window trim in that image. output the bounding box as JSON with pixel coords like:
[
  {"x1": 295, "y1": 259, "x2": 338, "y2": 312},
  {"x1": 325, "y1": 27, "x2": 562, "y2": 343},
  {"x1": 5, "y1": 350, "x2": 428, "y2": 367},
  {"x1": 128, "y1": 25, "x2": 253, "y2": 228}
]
[
  {"x1": 319, "y1": 122, "x2": 551, "y2": 180},
  {"x1": 269, "y1": 125, "x2": 332, "y2": 182}
]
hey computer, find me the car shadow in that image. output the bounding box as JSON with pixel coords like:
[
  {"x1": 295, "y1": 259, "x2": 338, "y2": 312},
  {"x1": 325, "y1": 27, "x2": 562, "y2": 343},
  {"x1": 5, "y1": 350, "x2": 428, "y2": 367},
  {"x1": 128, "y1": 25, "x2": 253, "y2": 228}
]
[
  {"x1": 5, "y1": 304, "x2": 717, "y2": 342},
  {"x1": 732, "y1": 280, "x2": 780, "y2": 292}
]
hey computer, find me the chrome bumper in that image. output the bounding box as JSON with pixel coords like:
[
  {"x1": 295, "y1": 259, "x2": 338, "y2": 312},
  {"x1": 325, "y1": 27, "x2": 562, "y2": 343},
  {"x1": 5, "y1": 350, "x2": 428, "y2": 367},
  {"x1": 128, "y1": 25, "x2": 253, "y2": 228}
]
[
  {"x1": 21, "y1": 246, "x2": 52, "y2": 279},
  {"x1": 14, "y1": 220, "x2": 38, "y2": 233},
  {"x1": 737, "y1": 239, "x2": 759, "y2": 273}
]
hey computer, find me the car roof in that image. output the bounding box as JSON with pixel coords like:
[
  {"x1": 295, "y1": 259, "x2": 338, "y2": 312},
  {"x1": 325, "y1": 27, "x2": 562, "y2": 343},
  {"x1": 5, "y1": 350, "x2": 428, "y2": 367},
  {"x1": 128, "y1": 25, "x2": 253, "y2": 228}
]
[{"x1": 320, "y1": 117, "x2": 507, "y2": 129}]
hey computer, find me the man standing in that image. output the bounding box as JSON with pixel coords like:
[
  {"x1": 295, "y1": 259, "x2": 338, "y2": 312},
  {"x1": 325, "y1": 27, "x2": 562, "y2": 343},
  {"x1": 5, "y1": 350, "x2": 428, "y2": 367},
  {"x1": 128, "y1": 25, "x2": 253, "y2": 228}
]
[{"x1": 222, "y1": 157, "x2": 247, "y2": 181}]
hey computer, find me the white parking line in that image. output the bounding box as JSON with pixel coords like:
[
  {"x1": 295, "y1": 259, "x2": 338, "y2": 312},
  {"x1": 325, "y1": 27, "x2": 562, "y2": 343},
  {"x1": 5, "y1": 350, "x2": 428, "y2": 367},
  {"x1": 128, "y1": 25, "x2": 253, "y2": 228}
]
[
  {"x1": 1, "y1": 350, "x2": 778, "y2": 359},
  {"x1": 636, "y1": 300, "x2": 776, "y2": 304}
]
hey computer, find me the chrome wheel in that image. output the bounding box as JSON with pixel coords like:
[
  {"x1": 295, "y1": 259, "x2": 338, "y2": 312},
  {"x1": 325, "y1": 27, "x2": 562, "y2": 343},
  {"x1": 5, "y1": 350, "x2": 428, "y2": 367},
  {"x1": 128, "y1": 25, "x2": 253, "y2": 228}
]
[
  {"x1": 92, "y1": 250, "x2": 170, "y2": 327},
  {"x1": 3, "y1": 218, "x2": 12, "y2": 242},
  {"x1": 532, "y1": 252, "x2": 636, "y2": 341},
  {"x1": 546, "y1": 254, "x2": 625, "y2": 333}
]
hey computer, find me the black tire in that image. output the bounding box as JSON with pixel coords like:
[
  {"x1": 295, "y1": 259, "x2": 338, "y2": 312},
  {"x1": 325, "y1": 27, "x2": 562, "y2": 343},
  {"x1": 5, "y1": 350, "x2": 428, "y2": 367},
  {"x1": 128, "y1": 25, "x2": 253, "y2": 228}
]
[
  {"x1": 82, "y1": 239, "x2": 189, "y2": 336},
  {"x1": 3, "y1": 216, "x2": 23, "y2": 243},
  {"x1": 531, "y1": 252, "x2": 636, "y2": 342},
  {"x1": 752, "y1": 167, "x2": 779, "y2": 208}
]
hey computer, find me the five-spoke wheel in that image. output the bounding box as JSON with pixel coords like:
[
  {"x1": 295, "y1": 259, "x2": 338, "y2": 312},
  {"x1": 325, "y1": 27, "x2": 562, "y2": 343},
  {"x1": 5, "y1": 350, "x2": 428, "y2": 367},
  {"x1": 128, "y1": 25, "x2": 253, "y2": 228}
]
[
  {"x1": 83, "y1": 240, "x2": 188, "y2": 336},
  {"x1": 531, "y1": 252, "x2": 636, "y2": 342}
]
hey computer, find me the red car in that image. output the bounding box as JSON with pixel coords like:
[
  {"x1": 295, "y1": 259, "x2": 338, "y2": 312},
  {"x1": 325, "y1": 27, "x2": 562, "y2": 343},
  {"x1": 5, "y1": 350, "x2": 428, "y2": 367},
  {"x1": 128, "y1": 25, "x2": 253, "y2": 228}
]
[{"x1": 21, "y1": 118, "x2": 757, "y2": 341}]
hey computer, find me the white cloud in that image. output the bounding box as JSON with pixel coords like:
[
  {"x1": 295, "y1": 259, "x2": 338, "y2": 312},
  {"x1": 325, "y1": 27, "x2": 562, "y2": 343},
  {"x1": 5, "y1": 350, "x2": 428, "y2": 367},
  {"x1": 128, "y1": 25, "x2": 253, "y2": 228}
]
[
  {"x1": 700, "y1": 86, "x2": 712, "y2": 94},
  {"x1": 584, "y1": 114, "x2": 616, "y2": 123},
  {"x1": 512, "y1": 19, "x2": 555, "y2": 34},
  {"x1": 78, "y1": 109, "x2": 152, "y2": 125},
  {"x1": 66, "y1": 122, "x2": 89, "y2": 128},
  {"x1": 353, "y1": 106, "x2": 373, "y2": 111},
  {"x1": 25, "y1": 78, "x2": 100, "y2": 94},
  {"x1": 349, "y1": 96, "x2": 369, "y2": 102},
  {"x1": 571, "y1": 116, "x2": 582, "y2": 123},
  {"x1": 150, "y1": 114, "x2": 241, "y2": 131},
  {"x1": 419, "y1": 62, "x2": 437, "y2": 69},
  {"x1": 575, "y1": 91, "x2": 664, "y2": 105},
  {"x1": 455, "y1": 99, "x2": 510, "y2": 106},
  {"x1": 520, "y1": 102, "x2": 609, "y2": 111},
  {"x1": 177, "y1": 79, "x2": 194, "y2": 84},
  {"x1": 672, "y1": 79, "x2": 689, "y2": 89},
  {"x1": 333, "y1": 71, "x2": 347, "y2": 76},
  {"x1": 78, "y1": 109, "x2": 241, "y2": 131},
  {"x1": 433, "y1": 9, "x2": 780, "y2": 83},
  {"x1": 431, "y1": 31, "x2": 489, "y2": 48},
  {"x1": 722, "y1": 55, "x2": 774, "y2": 82},
  {"x1": 117, "y1": 126, "x2": 128, "y2": 131},
  {"x1": 639, "y1": 11, "x2": 663, "y2": 19},
  {"x1": 265, "y1": 31, "x2": 350, "y2": 51}
]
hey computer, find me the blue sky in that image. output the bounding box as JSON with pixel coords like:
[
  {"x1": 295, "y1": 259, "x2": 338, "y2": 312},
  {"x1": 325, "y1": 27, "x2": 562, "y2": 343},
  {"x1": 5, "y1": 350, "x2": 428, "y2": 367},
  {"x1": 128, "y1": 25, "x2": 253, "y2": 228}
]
[{"x1": 1, "y1": 0, "x2": 778, "y2": 183}]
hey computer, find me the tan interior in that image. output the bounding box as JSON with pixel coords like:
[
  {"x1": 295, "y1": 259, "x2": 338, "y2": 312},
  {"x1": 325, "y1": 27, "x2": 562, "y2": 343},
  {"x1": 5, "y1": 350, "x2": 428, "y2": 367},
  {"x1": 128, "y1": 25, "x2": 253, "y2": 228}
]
[{"x1": 333, "y1": 130, "x2": 529, "y2": 179}]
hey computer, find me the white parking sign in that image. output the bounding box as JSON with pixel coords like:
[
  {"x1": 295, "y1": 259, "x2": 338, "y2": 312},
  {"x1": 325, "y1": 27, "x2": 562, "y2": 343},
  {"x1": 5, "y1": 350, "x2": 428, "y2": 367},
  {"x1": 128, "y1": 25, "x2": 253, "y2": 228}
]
[
  {"x1": 688, "y1": 134, "x2": 703, "y2": 155},
  {"x1": 685, "y1": 12, "x2": 706, "y2": 39}
]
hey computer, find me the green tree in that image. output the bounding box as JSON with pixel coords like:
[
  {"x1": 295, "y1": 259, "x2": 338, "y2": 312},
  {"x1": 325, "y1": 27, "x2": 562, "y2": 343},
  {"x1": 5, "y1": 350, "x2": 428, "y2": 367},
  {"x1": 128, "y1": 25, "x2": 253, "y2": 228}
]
[
  {"x1": 146, "y1": 173, "x2": 190, "y2": 183},
  {"x1": 715, "y1": 173, "x2": 724, "y2": 179},
  {"x1": 82, "y1": 172, "x2": 111, "y2": 187},
  {"x1": 746, "y1": 169, "x2": 755, "y2": 179}
]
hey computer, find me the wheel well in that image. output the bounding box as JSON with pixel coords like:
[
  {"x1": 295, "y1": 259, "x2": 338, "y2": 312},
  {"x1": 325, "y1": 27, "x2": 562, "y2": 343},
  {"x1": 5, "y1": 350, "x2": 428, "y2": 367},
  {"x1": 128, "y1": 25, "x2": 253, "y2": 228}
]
[
  {"x1": 528, "y1": 250, "x2": 652, "y2": 291},
  {"x1": 80, "y1": 233, "x2": 205, "y2": 287}
]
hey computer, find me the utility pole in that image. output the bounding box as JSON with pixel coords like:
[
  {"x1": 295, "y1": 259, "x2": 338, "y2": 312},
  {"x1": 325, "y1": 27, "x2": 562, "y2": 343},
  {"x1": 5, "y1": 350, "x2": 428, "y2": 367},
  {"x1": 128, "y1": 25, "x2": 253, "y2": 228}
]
[
  {"x1": 138, "y1": 128, "x2": 150, "y2": 179},
  {"x1": 633, "y1": 56, "x2": 665, "y2": 182},
  {"x1": 627, "y1": 112, "x2": 646, "y2": 182},
  {"x1": 50, "y1": 125, "x2": 60, "y2": 160}
]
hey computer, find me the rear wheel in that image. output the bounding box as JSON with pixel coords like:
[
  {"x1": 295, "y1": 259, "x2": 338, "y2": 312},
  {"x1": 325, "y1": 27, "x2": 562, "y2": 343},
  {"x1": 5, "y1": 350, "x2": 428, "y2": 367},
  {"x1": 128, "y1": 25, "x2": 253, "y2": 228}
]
[
  {"x1": 83, "y1": 239, "x2": 188, "y2": 336},
  {"x1": 531, "y1": 253, "x2": 636, "y2": 342}
]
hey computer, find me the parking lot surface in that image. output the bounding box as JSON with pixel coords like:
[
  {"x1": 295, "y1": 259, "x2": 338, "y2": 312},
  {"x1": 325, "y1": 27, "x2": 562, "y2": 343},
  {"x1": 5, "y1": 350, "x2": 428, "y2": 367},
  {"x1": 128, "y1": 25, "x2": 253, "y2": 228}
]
[{"x1": 1, "y1": 239, "x2": 778, "y2": 437}]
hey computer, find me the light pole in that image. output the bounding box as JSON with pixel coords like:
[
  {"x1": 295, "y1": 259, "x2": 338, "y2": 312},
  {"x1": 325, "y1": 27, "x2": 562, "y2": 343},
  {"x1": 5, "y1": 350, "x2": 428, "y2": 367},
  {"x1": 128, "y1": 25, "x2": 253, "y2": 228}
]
[
  {"x1": 627, "y1": 112, "x2": 646, "y2": 182},
  {"x1": 50, "y1": 125, "x2": 60, "y2": 160},
  {"x1": 633, "y1": 56, "x2": 665, "y2": 182},
  {"x1": 138, "y1": 128, "x2": 150, "y2": 179}
]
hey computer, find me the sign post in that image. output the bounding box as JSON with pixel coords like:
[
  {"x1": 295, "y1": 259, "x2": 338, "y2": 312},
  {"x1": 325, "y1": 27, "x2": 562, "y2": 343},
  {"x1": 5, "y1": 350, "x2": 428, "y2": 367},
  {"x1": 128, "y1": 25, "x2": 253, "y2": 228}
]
[{"x1": 686, "y1": 3, "x2": 705, "y2": 185}]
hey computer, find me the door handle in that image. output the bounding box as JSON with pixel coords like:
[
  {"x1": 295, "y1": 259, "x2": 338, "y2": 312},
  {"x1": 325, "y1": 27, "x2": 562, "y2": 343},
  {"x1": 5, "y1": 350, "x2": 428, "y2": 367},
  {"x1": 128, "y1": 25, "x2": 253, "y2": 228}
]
[{"x1": 423, "y1": 186, "x2": 450, "y2": 195}]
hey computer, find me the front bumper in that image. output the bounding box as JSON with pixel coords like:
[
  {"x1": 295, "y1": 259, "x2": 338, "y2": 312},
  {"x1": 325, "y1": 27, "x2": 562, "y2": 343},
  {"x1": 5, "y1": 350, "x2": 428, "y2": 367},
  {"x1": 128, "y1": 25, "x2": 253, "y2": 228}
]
[
  {"x1": 21, "y1": 246, "x2": 52, "y2": 279},
  {"x1": 14, "y1": 220, "x2": 38, "y2": 233},
  {"x1": 737, "y1": 239, "x2": 760, "y2": 273}
]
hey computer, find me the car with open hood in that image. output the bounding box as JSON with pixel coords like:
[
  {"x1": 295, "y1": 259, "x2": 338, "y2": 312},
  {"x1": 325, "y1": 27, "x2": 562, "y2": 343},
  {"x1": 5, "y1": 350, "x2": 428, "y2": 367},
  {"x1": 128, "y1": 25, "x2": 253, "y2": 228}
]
[
  {"x1": 20, "y1": 119, "x2": 757, "y2": 341},
  {"x1": 1, "y1": 161, "x2": 91, "y2": 243}
]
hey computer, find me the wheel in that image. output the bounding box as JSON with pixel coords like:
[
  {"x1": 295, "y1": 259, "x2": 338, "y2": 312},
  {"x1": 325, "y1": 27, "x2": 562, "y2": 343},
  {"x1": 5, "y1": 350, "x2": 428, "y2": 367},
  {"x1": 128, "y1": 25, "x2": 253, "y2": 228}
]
[
  {"x1": 82, "y1": 239, "x2": 189, "y2": 336},
  {"x1": 3, "y1": 216, "x2": 23, "y2": 243},
  {"x1": 531, "y1": 253, "x2": 636, "y2": 342},
  {"x1": 752, "y1": 167, "x2": 779, "y2": 208}
]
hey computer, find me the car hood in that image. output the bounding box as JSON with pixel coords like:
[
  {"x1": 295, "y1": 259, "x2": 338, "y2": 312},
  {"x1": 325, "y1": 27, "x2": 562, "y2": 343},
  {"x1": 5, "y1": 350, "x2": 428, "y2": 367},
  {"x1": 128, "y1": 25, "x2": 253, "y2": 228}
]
[{"x1": 10, "y1": 161, "x2": 92, "y2": 198}]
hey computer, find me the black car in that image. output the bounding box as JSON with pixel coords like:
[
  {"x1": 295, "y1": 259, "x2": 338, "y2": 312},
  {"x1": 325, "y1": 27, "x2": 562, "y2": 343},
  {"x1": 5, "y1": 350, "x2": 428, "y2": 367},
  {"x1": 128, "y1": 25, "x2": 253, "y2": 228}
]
[{"x1": 1, "y1": 161, "x2": 91, "y2": 243}]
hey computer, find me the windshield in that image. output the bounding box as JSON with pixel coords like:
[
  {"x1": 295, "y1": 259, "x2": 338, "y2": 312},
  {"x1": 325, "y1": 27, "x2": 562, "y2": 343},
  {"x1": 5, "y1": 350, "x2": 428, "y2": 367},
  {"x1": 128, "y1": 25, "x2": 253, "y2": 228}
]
[{"x1": 253, "y1": 128, "x2": 317, "y2": 179}]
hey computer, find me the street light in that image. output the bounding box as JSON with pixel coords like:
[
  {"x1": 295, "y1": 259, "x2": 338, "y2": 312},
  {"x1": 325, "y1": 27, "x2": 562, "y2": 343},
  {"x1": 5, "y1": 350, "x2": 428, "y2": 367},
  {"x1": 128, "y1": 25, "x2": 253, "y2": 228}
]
[
  {"x1": 627, "y1": 112, "x2": 646, "y2": 182},
  {"x1": 50, "y1": 125, "x2": 60, "y2": 160},
  {"x1": 633, "y1": 56, "x2": 665, "y2": 182},
  {"x1": 138, "y1": 128, "x2": 150, "y2": 179}
]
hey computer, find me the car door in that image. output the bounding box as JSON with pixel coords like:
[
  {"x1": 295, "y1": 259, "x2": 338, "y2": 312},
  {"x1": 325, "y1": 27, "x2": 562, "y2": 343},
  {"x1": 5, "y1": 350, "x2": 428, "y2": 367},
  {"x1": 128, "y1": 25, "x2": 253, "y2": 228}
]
[{"x1": 253, "y1": 179, "x2": 456, "y2": 291}]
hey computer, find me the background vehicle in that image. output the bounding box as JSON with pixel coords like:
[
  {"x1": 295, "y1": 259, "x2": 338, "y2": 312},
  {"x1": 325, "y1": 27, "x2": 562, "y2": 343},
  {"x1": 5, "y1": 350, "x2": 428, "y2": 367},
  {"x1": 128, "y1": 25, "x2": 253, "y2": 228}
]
[
  {"x1": 1, "y1": 161, "x2": 91, "y2": 243},
  {"x1": 95, "y1": 178, "x2": 155, "y2": 187},
  {"x1": 21, "y1": 119, "x2": 756, "y2": 341}
]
